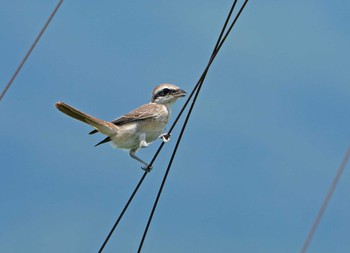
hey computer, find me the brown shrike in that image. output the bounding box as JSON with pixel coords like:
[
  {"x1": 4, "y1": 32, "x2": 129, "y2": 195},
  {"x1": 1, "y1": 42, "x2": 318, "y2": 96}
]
[{"x1": 55, "y1": 83, "x2": 186, "y2": 171}]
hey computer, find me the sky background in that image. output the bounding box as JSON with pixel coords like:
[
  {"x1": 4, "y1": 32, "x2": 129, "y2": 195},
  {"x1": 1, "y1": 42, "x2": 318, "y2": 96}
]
[{"x1": 1, "y1": 0, "x2": 350, "y2": 252}]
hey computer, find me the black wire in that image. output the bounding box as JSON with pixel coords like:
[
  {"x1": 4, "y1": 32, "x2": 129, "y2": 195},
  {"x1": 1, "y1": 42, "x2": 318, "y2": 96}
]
[
  {"x1": 97, "y1": 1, "x2": 249, "y2": 251},
  {"x1": 98, "y1": 172, "x2": 147, "y2": 253},
  {"x1": 138, "y1": 1, "x2": 249, "y2": 252},
  {"x1": 145, "y1": 0, "x2": 240, "y2": 170},
  {"x1": 0, "y1": 0, "x2": 64, "y2": 102}
]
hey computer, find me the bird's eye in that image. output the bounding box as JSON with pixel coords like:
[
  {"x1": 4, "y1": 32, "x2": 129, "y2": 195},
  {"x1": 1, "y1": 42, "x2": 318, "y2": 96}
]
[
  {"x1": 162, "y1": 88, "x2": 170, "y2": 95},
  {"x1": 158, "y1": 88, "x2": 170, "y2": 97}
]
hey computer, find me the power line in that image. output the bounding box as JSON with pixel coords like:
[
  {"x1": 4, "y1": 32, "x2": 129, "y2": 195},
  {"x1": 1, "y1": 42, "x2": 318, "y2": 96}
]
[
  {"x1": 0, "y1": 0, "x2": 64, "y2": 102},
  {"x1": 137, "y1": 3, "x2": 249, "y2": 252},
  {"x1": 300, "y1": 147, "x2": 350, "y2": 253},
  {"x1": 98, "y1": 172, "x2": 147, "y2": 253},
  {"x1": 146, "y1": 0, "x2": 246, "y2": 171}
]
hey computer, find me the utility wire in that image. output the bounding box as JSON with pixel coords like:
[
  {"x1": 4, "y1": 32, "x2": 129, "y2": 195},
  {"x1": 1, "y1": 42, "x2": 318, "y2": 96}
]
[
  {"x1": 98, "y1": 172, "x2": 147, "y2": 253},
  {"x1": 98, "y1": 1, "x2": 249, "y2": 251},
  {"x1": 146, "y1": 0, "x2": 248, "y2": 170},
  {"x1": 0, "y1": 0, "x2": 64, "y2": 102},
  {"x1": 300, "y1": 147, "x2": 350, "y2": 253},
  {"x1": 138, "y1": 1, "x2": 249, "y2": 252}
]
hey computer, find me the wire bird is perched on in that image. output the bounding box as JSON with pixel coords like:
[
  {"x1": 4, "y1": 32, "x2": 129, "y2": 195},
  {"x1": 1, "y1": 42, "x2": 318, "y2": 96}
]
[{"x1": 55, "y1": 84, "x2": 186, "y2": 171}]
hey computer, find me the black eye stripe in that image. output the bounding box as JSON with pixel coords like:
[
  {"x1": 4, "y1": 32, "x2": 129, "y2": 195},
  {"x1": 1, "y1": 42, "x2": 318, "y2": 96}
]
[{"x1": 153, "y1": 88, "x2": 178, "y2": 100}]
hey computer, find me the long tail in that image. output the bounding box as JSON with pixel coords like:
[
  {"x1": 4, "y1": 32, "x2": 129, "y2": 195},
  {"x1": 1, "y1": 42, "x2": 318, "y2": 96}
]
[{"x1": 55, "y1": 101, "x2": 118, "y2": 136}]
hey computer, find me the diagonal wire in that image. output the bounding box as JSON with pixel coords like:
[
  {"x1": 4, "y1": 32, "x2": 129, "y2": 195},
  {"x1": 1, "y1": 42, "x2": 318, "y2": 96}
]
[
  {"x1": 98, "y1": 172, "x2": 147, "y2": 253},
  {"x1": 300, "y1": 147, "x2": 350, "y2": 253},
  {"x1": 138, "y1": 1, "x2": 249, "y2": 252},
  {"x1": 0, "y1": 0, "x2": 64, "y2": 102},
  {"x1": 97, "y1": 1, "x2": 249, "y2": 251},
  {"x1": 146, "y1": 0, "x2": 248, "y2": 170}
]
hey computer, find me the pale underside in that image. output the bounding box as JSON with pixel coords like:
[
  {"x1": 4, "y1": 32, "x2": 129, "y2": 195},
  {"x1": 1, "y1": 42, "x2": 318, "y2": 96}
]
[{"x1": 110, "y1": 113, "x2": 169, "y2": 150}]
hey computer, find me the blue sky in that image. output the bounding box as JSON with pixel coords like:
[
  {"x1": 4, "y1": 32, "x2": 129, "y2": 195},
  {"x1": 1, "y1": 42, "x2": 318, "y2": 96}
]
[{"x1": 1, "y1": 1, "x2": 350, "y2": 252}]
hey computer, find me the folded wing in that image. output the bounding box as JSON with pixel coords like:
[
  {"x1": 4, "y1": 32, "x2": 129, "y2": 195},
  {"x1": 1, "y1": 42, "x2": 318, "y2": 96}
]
[{"x1": 89, "y1": 103, "x2": 161, "y2": 135}]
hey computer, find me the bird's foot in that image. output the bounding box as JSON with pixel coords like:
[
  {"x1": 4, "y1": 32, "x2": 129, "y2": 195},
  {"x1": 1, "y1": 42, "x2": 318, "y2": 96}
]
[
  {"x1": 140, "y1": 140, "x2": 149, "y2": 148},
  {"x1": 160, "y1": 133, "x2": 171, "y2": 143},
  {"x1": 141, "y1": 164, "x2": 153, "y2": 173}
]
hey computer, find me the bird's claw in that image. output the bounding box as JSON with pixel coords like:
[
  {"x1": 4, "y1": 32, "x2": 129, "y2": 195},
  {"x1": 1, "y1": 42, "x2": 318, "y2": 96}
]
[
  {"x1": 141, "y1": 164, "x2": 153, "y2": 172},
  {"x1": 160, "y1": 133, "x2": 171, "y2": 143}
]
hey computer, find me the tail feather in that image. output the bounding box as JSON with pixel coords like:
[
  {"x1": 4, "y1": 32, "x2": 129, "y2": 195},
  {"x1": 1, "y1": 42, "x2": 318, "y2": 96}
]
[{"x1": 55, "y1": 101, "x2": 118, "y2": 136}]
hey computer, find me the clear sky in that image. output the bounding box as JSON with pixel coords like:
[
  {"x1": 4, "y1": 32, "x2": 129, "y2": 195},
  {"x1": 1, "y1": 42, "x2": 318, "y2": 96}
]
[{"x1": 1, "y1": 1, "x2": 350, "y2": 252}]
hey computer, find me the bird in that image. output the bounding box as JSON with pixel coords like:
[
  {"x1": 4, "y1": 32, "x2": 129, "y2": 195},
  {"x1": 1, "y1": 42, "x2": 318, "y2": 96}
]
[{"x1": 55, "y1": 83, "x2": 186, "y2": 171}]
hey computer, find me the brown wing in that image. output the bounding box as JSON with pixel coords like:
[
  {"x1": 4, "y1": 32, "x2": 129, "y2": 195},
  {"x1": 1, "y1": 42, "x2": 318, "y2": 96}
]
[
  {"x1": 112, "y1": 103, "x2": 161, "y2": 124},
  {"x1": 89, "y1": 103, "x2": 161, "y2": 135}
]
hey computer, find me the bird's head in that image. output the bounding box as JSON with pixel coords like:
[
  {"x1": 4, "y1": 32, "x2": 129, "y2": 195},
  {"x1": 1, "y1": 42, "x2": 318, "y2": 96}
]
[{"x1": 151, "y1": 83, "x2": 186, "y2": 105}]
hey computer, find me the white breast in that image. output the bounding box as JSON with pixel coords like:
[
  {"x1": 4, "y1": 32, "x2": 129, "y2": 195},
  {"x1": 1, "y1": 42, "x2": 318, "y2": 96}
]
[{"x1": 110, "y1": 104, "x2": 170, "y2": 150}]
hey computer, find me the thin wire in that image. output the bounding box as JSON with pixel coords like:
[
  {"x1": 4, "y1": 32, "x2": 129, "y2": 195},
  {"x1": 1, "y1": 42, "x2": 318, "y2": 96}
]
[
  {"x1": 137, "y1": 105, "x2": 192, "y2": 253},
  {"x1": 138, "y1": 1, "x2": 249, "y2": 252},
  {"x1": 0, "y1": 0, "x2": 64, "y2": 102},
  {"x1": 98, "y1": 172, "x2": 147, "y2": 253},
  {"x1": 300, "y1": 147, "x2": 350, "y2": 253},
  {"x1": 146, "y1": 0, "x2": 245, "y2": 170}
]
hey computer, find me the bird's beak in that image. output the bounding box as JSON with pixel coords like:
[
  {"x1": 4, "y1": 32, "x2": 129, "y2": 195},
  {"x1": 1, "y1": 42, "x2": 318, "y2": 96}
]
[{"x1": 175, "y1": 89, "x2": 187, "y2": 97}]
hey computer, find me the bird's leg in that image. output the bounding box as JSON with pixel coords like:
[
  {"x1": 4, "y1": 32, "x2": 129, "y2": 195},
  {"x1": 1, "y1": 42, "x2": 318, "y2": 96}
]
[
  {"x1": 129, "y1": 149, "x2": 152, "y2": 172},
  {"x1": 159, "y1": 132, "x2": 171, "y2": 142},
  {"x1": 139, "y1": 133, "x2": 150, "y2": 148}
]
